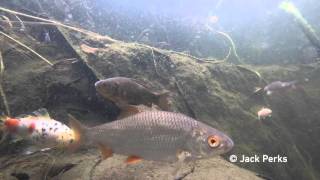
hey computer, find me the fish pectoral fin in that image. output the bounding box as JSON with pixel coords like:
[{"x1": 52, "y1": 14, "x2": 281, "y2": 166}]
[
  {"x1": 118, "y1": 105, "x2": 141, "y2": 119},
  {"x1": 172, "y1": 150, "x2": 191, "y2": 178},
  {"x1": 125, "y1": 155, "x2": 142, "y2": 164},
  {"x1": 97, "y1": 143, "x2": 113, "y2": 160}
]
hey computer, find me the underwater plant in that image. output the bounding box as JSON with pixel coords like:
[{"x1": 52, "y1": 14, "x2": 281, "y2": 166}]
[{"x1": 279, "y1": 1, "x2": 320, "y2": 52}]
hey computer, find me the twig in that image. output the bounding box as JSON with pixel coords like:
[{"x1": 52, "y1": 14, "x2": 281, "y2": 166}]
[
  {"x1": 150, "y1": 48, "x2": 160, "y2": 76},
  {"x1": 0, "y1": 20, "x2": 55, "y2": 26},
  {"x1": 0, "y1": 31, "x2": 53, "y2": 66},
  {"x1": 236, "y1": 65, "x2": 265, "y2": 84},
  {"x1": 0, "y1": 51, "x2": 4, "y2": 78},
  {"x1": 137, "y1": 43, "x2": 229, "y2": 64},
  {"x1": 0, "y1": 51, "x2": 10, "y2": 116},
  {"x1": 135, "y1": 28, "x2": 150, "y2": 42},
  {"x1": 0, "y1": 6, "x2": 116, "y2": 43},
  {"x1": 216, "y1": 31, "x2": 243, "y2": 64},
  {"x1": 205, "y1": 24, "x2": 243, "y2": 64},
  {"x1": 0, "y1": 15, "x2": 13, "y2": 28},
  {"x1": 14, "y1": 14, "x2": 25, "y2": 31},
  {"x1": 170, "y1": 47, "x2": 231, "y2": 64}
]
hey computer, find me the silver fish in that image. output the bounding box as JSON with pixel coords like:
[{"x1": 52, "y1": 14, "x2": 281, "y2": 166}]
[
  {"x1": 264, "y1": 80, "x2": 297, "y2": 95},
  {"x1": 69, "y1": 111, "x2": 233, "y2": 164}
]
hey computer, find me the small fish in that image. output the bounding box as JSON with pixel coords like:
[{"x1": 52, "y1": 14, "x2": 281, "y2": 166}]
[
  {"x1": 0, "y1": 108, "x2": 75, "y2": 149},
  {"x1": 257, "y1": 107, "x2": 272, "y2": 120},
  {"x1": 95, "y1": 77, "x2": 171, "y2": 111},
  {"x1": 69, "y1": 111, "x2": 234, "y2": 164},
  {"x1": 263, "y1": 81, "x2": 297, "y2": 95}
]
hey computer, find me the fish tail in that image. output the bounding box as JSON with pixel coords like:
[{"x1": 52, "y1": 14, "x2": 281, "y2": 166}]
[
  {"x1": 68, "y1": 114, "x2": 88, "y2": 152},
  {"x1": 156, "y1": 91, "x2": 171, "y2": 111}
]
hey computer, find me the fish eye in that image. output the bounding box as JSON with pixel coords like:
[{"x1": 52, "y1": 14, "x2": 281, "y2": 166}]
[{"x1": 207, "y1": 135, "x2": 220, "y2": 148}]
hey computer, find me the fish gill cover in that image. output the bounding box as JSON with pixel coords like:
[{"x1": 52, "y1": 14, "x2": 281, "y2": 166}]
[{"x1": 0, "y1": 0, "x2": 319, "y2": 180}]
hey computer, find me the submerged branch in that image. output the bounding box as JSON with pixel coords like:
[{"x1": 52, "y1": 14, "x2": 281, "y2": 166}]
[
  {"x1": 0, "y1": 51, "x2": 10, "y2": 116},
  {"x1": 0, "y1": 20, "x2": 55, "y2": 26},
  {"x1": 280, "y1": 1, "x2": 320, "y2": 52},
  {"x1": 137, "y1": 43, "x2": 230, "y2": 64},
  {"x1": 0, "y1": 15, "x2": 13, "y2": 29},
  {"x1": 0, "y1": 31, "x2": 53, "y2": 66},
  {"x1": 205, "y1": 25, "x2": 242, "y2": 64},
  {"x1": 216, "y1": 31, "x2": 243, "y2": 64},
  {"x1": 14, "y1": 14, "x2": 25, "y2": 31},
  {"x1": 0, "y1": 6, "x2": 117, "y2": 43}
]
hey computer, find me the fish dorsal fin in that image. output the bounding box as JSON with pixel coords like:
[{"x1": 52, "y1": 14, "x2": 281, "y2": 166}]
[
  {"x1": 27, "y1": 108, "x2": 52, "y2": 120},
  {"x1": 117, "y1": 105, "x2": 142, "y2": 119},
  {"x1": 16, "y1": 114, "x2": 30, "y2": 118}
]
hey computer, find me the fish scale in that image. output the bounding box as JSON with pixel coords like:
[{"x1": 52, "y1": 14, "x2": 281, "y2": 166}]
[
  {"x1": 75, "y1": 110, "x2": 233, "y2": 163},
  {"x1": 90, "y1": 111, "x2": 195, "y2": 161}
]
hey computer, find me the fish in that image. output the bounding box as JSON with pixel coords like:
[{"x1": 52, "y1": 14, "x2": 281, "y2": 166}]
[
  {"x1": 263, "y1": 81, "x2": 297, "y2": 95},
  {"x1": 257, "y1": 107, "x2": 272, "y2": 120},
  {"x1": 0, "y1": 108, "x2": 75, "y2": 150},
  {"x1": 69, "y1": 111, "x2": 234, "y2": 164},
  {"x1": 95, "y1": 77, "x2": 171, "y2": 112}
]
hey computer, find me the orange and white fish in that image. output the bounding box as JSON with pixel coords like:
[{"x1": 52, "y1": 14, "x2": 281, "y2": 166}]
[
  {"x1": 257, "y1": 107, "x2": 272, "y2": 120},
  {"x1": 0, "y1": 108, "x2": 75, "y2": 149}
]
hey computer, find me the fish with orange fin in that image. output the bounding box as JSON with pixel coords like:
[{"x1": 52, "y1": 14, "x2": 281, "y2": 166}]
[
  {"x1": 68, "y1": 111, "x2": 233, "y2": 177},
  {"x1": 95, "y1": 77, "x2": 171, "y2": 115},
  {"x1": 0, "y1": 108, "x2": 76, "y2": 151}
]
